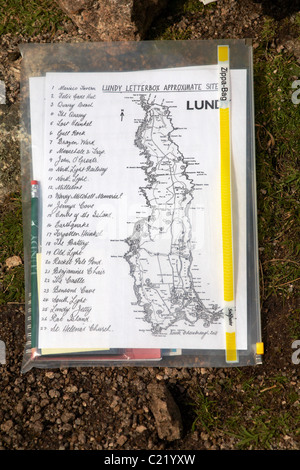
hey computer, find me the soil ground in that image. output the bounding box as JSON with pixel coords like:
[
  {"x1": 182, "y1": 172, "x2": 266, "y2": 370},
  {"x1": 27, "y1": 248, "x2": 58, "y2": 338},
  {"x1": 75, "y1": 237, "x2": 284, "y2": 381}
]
[{"x1": 0, "y1": 0, "x2": 299, "y2": 453}]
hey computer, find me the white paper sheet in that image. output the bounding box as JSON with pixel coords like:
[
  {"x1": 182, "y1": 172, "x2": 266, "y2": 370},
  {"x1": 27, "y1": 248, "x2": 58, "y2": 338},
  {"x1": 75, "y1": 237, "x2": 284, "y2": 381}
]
[{"x1": 31, "y1": 66, "x2": 247, "y2": 351}]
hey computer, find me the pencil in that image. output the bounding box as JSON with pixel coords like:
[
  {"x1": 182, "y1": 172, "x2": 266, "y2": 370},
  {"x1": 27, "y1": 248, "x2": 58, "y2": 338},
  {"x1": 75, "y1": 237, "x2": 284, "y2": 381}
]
[
  {"x1": 218, "y1": 46, "x2": 238, "y2": 363},
  {"x1": 30, "y1": 180, "x2": 39, "y2": 353}
]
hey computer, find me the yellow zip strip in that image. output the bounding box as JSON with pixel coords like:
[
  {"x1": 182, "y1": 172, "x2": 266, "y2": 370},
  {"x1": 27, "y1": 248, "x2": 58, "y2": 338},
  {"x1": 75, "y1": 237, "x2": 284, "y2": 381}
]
[
  {"x1": 218, "y1": 45, "x2": 238, "y2": 363},
  {"x1": 220, "y1": 107, "x2": 234, "y2": 302}
]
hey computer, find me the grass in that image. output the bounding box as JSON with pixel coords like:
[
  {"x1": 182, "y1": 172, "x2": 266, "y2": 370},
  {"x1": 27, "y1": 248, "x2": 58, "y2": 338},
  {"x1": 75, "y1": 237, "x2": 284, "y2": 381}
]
[
  {"x1": 191, "y1": 390, "x2": 220, "y2": 432},
  {"x1": 191, "y1": 371, "x2": 299, "y2": 449},
  {"x1": 227, "y1": 412, "x2": 295, "y2": 450},
  {"x1": 289, "y1": 307, "x2": 300, "y2": 340}
]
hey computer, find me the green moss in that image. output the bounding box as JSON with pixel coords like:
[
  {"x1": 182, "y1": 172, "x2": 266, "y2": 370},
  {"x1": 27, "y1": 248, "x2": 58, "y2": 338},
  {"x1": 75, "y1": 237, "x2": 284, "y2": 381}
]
[
  {"x1": 0, "y1": 192, "x2": 24, "y2": 305},
  {"x1": 254, "y1": 38, "x2": 300, "y2": 302},
  {"x1": 0, "y1": 0, "x2": 68, "y2": 36}
]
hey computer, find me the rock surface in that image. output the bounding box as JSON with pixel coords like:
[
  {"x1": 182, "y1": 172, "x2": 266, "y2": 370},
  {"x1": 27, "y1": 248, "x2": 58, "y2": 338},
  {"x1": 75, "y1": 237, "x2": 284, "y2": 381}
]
[
  {"x1": 147, "y1": 383, "x2": 183, "y2": 441},
  {"x1": 55, "y1": 0, "x2": 169, "y2": 41}
]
